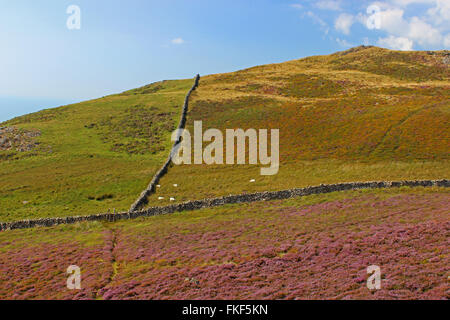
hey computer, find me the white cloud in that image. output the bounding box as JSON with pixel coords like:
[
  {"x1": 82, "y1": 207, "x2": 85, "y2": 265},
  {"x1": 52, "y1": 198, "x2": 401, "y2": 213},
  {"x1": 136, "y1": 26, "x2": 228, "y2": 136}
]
[
  {"x1": 426, "y1": 0, "x2": 450, "y2": 26},
  {"x1": 445, "y1": 34, "x2": 450, "y2": 47},
  {"x1": 290, "y1": 3, "x2": 303, "y2": 10},
  {"x1": 367, "y1": 8, "x2": 442, "y2": 46},
  {"x1": 391, "y1": 0, "x2": 439, "y2": 7},
  {"x1": 292, "y1": 0, "x2": 448, "y2": 49},
  {"x1": 171, "y1": 38, "x2": 185, "y2": 45},
  {"x1": 305, "y1": 11, "x2": 330, "y2": 34},
  {"x1": 359, "y1": 1, "x2": 448, "y2": 49},
  {"x1": 378, "y1": 35, "x2": 414, "y2": 50},
  {"x1": 408, "y1": 16, "x2": 443, "y2": 46},
  {"x1": 336, "y1": 37, "x2": 353, "y2": 47},
  {"x1": 377, "y1": 8, "x2": 409, "y2": 34},
  {"x1": 335, "y1": 13, "x2": 354, "y2": 35},
  {"x1": 316, "y1": 0, "x2": 342, "y2": 11}
]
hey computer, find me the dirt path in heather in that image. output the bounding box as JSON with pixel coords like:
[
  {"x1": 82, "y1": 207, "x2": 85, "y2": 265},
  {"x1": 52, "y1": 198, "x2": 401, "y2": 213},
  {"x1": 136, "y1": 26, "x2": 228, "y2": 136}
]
[{"x1": 94, "y1": 226, "x2": 120, "y2": 300}]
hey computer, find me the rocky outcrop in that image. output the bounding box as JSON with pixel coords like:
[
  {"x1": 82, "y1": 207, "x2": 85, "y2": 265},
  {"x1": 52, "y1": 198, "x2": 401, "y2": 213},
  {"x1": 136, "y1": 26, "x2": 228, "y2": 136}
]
[
  {"x1": 1, "y1": 179, "x2": 448, "y2": 232},
  {"x1": 0, "y1": 127, "x2": 41, "y2": 152},
  {"x1": 129, "y1": 74, "x2": 200, "y2": 212}
]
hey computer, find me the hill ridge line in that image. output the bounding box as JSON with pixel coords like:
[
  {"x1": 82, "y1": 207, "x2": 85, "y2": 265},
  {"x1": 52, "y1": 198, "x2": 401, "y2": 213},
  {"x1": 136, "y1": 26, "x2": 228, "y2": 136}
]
[
  {"x1": 1, "y1": 179, "x2": 448, "y2": 232},
  {"x1": 129, "y1": 74, "x2": 200, "y2": 212}
]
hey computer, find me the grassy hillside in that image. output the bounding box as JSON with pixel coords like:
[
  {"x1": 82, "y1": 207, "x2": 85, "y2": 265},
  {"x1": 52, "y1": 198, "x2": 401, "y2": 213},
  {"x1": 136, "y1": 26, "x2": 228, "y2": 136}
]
[
  {"x1": 150, "y1": 46, "x2": 449, "y2": 206},
  {"x1": 1, "y1": 47, "x2": 449, "y2": 220},
  {"x1": 0, "y1": 47, "x2": 449, "y2": 217},
  {"x1": 0, "y1": 46, "x2": 449, "y2": 300},
  {"x1": 0, "y1": 186, "x2": 448, "y2": 299},
  {"x1": 0, "y1": 79, "x2": 195, "y2": 221}
]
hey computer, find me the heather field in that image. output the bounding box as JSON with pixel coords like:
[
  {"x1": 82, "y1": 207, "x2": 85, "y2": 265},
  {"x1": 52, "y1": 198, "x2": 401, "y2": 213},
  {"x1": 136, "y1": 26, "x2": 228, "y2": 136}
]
[{"x1": 0, "y1": 187, "x2": 448, "y2": 300}]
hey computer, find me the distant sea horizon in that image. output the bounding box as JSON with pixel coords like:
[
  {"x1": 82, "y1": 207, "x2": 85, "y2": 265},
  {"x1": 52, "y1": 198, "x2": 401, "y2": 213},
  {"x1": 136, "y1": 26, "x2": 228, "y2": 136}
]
[{"x1": 0, "y1": 96, "x2": 77, "y2": 123}]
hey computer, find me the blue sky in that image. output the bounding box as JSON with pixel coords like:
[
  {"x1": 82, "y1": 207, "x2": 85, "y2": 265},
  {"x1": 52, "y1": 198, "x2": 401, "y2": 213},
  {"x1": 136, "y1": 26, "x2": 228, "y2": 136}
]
[{"x1": 0, "y1": 0, "x2": 448, "y2": 122}]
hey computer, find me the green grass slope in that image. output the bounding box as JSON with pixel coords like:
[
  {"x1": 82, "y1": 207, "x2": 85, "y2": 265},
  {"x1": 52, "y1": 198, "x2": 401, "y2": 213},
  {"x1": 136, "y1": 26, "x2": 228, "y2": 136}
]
[{"x1": 0, "y1": 79, "x2": 195, "y2": 221}]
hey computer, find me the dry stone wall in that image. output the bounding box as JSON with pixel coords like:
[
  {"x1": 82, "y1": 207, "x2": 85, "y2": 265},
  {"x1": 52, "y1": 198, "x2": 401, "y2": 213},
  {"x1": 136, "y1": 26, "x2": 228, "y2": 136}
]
[
  {"x1": 129, "y1": 74, "x2": 200, "y2": 212},
  {"x1": 1, "y1": 179, "x2": 448, "y2": 232}
]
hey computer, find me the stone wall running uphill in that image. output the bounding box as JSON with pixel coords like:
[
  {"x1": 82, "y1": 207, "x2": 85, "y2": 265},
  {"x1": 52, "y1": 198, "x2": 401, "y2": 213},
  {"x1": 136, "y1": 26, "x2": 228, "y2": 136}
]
[{"x1": 129, "y1": 74, "x2": 200, "y2": 212}]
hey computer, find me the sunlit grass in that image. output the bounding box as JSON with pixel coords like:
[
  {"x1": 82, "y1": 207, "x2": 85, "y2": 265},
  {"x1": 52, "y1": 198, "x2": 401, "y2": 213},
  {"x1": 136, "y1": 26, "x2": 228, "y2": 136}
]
[
  {"x1": 146, "y1": 47, "x2": 449, "y2": 207},
  {"x1": 0, "y1": 78, "x2": 195, "y2": 221}
]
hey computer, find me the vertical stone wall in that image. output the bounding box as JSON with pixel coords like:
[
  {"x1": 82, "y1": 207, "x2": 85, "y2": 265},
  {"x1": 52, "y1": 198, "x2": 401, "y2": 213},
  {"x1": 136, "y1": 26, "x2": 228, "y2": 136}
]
[{"x1": 129, "y1": 74, "x2": 200, "y2": 212}]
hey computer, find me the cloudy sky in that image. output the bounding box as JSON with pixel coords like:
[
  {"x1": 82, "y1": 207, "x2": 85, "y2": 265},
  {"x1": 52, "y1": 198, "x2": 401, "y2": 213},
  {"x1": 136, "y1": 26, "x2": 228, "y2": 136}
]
[
  {"x1": 295, "y1": 0, "x2": 450, "y2": 51},
  {"x1": 0, "y1": 0, "x2": 448, "y2": 121}
]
